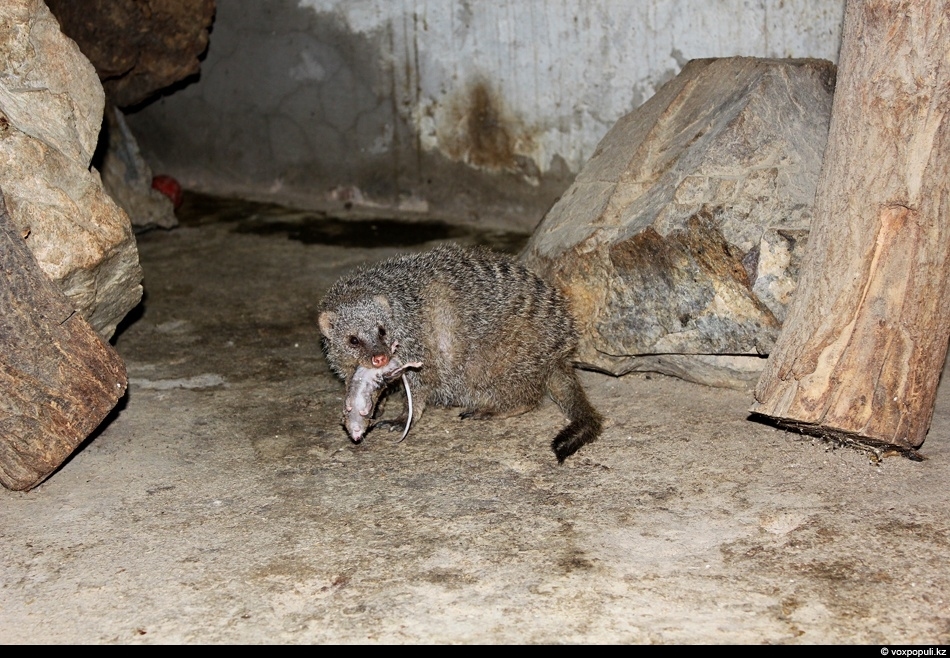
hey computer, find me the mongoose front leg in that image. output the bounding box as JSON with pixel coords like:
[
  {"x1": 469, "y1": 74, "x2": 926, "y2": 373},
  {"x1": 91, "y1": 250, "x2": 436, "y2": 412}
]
[{"x1": 374, "y1": 373, "x2": 427, "y2": 441}]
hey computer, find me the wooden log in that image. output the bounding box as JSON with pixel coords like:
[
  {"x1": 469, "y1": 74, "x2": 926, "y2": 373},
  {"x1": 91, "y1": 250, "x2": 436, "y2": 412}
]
[
  {"x1": 751, "y1": 0, "x2": 950, "y2": 456},
  {"x1": 0, "y1": 191, "x2": 127, "y2": 490}
]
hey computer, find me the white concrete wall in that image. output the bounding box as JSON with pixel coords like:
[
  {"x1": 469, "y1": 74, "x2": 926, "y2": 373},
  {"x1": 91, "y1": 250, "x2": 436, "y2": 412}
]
[
  {"x1": 128, "y1": 0, "x2": 844, "y2": 226},
  {"x1": 302, "y1": 0, "x2": 844, "y2": 175}
]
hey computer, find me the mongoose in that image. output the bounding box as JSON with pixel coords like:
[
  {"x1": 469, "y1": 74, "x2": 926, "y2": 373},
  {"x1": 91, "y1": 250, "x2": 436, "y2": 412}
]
[{"x1": 318, "y1": 244, "x2": 602, "y2": 462}]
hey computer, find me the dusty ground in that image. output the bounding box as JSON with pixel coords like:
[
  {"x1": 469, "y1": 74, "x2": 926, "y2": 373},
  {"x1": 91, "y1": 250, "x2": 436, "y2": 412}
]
[{"x1": 2, "y1": 195, "x2": 949, "y2": 644}]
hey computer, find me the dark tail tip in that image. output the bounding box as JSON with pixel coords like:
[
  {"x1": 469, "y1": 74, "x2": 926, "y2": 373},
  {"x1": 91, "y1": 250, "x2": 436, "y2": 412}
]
[
  {"x1": 547, "y1": 365, "x2": 603, "y2": 463},
  {"x1": 551, "y1": 413, "x2": 603, "y2": 463}
]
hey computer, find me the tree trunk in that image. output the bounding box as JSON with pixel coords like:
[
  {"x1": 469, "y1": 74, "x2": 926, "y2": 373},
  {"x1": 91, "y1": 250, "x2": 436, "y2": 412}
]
[
  {"x1": 750, "y1": 0, "x2": 950, "y2": 456},
  {"x1": 0, "y1": 191, "x2": 128, "y2": 490}
]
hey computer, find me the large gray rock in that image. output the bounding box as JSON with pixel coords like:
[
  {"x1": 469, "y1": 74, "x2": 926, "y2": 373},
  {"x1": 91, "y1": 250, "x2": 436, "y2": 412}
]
[
  {"x1": 0, "y1": 0, "x2": 143, "y2": 339},
  {"x1": 522, "y1": 57, "x2": 835, "y2": 388}
]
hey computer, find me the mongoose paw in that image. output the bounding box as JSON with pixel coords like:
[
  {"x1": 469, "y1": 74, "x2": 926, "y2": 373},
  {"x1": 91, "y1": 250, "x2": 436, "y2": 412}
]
[
  {"x1": 372, "y1": 417, "x2": 407, "y2": 434},
  {"x1": 461, "y1": 405, "x2": 535, "y2": 421},
  {"x1": 459, "y1": 409, "x2": 497, "y2": 420}
]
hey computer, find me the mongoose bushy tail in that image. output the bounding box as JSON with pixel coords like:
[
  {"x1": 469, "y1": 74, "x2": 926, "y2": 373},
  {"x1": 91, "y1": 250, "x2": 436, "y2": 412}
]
[
  {"x1": 318, "y1": 244, "x2": 602, "y2": 462},
  {"x1": 547, "y1": 365, "x2": 604, "y2": 463}
]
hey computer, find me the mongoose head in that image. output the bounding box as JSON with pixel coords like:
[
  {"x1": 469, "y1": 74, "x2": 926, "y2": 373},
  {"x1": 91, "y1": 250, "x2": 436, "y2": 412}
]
[{"x1": 318, "y1": 294, "x2": 396, "y2": 375}]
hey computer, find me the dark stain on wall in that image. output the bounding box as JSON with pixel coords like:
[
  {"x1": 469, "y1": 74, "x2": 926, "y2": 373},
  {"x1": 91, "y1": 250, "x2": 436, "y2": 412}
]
[
  {"x1": 441, "y1": 79, "x2": 539, "y2": 178},
  {"x1": 466, "y1": 82, "x2": 516, "y2": 170}
]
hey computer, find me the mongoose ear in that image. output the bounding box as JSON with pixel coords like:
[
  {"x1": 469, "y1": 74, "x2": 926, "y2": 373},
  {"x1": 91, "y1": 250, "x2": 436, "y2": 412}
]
[
  {"x1": 373, "y1": 295, "x2": 391, "y2": 313},
  {"x1": 318, "y1": 311, "x2": 338, "y2": 338}
]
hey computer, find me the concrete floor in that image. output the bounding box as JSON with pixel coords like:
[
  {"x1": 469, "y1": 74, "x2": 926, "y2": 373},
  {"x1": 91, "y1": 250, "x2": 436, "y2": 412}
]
[{"x1": 2, "y1": 195, "x2": 950, "y2": 644}]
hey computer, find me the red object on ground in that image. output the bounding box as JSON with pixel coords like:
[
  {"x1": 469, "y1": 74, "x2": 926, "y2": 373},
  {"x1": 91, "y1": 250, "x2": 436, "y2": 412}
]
[{"x1": 151, "y1": 175, "x2": 183, "y2": 209}]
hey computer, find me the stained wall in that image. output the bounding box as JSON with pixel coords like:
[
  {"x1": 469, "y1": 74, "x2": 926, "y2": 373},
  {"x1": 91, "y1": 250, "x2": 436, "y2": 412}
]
[{"x1": 126, "y1": 0, "x2": 844, "y2": 229}]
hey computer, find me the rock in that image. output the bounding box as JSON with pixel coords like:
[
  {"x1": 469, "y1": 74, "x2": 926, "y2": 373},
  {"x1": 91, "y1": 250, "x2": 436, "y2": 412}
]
[
  {"x1": 45, "y1": 0, "x2": 216, "y2": 108},
  {"x1": 0, "y1": 0, "x2": 143, "y2": 339},
  {"x1": 0, "y1": 191, "x2": 127, "y2": 491},
  {"x1": 521, "y1": 57, "x2": 835, "y2": 388},
  {"x1": 100, "y1": 104, "x2": 178, "y2": 231}
]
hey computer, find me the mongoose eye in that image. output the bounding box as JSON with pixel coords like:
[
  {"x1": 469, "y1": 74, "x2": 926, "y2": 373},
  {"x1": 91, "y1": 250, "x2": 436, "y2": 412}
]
[
  {"x1": 348, "y1": 335, "x2": 360, "y2": 347},
  {"x1": 378, "y1": 326, "x2": 387, "y2": 338}
]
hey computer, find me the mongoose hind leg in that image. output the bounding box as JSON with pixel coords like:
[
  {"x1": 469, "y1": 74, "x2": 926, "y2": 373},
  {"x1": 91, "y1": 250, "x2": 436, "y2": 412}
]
[{"x1": 546, "y1": 365, "x2": 603, "y2": 463}]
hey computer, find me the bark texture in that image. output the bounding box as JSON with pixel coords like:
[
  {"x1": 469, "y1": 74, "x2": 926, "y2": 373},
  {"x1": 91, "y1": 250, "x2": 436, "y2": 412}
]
[
  {"x1": 0, "y1": 193, "x2": 127, "y2": 491},
  {"x1": 751, "y1": 0, "x2": 950, "y2": 453}
]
